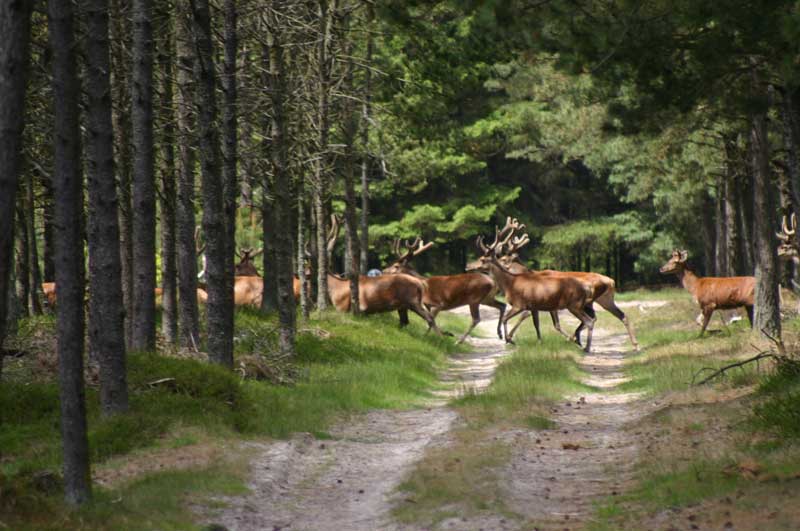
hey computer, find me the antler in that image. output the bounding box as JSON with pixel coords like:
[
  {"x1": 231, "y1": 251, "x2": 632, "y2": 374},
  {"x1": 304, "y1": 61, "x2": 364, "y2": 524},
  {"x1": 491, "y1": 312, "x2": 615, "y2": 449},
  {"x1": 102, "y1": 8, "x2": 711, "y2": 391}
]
[
  {"x1": 778, "y1": 213, "x2": 797, "y2": 241},
  {"x1": 507, "y1": 234, "x2": 530, "y2": 254},
  {"x1": 326, "y1": 214, "x2": 341, "y2": 256},
  {"x1": 195, "y1": 226, "x2": 206, "y2": 255}
]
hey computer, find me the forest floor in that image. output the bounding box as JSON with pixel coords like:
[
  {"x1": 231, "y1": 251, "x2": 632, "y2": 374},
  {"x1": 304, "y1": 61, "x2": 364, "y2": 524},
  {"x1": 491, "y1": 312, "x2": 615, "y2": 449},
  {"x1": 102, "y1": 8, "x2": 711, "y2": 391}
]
[{"x1": 205, "y1": 304, "x2": 671, "y2": 531}]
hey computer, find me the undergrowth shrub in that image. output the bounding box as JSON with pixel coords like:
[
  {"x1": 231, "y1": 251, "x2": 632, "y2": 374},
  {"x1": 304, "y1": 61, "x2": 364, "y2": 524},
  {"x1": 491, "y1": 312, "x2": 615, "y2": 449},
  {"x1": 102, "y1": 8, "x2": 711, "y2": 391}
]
[{"x1": 754, "y1": 358, "x2": 800, "y2": 438}]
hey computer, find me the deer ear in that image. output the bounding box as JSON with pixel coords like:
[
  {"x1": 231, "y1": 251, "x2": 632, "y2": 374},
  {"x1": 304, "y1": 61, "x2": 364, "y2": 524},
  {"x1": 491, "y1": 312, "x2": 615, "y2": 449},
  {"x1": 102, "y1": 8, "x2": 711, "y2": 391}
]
[{"x1": 679, "y1": 250, "x2": 688, "y2": 262}]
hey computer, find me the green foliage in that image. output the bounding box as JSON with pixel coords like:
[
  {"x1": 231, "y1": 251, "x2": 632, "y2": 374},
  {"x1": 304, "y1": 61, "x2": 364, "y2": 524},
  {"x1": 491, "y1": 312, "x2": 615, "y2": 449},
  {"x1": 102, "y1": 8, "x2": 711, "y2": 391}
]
[{"x1": 754, "y1": 360, "x2": 800, "y2": 438}]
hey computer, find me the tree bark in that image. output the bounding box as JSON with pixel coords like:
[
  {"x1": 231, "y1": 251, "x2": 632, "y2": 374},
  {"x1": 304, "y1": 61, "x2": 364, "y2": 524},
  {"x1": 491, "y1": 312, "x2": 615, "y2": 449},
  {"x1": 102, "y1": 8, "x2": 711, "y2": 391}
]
[
  {"x1": 298, "y1": 193, "x2": 310, "y2": 320},
  {"x1": 738, "y1": 166, "x2": 755, "y2": 274},
  {"x1": 723, "y1": 138, "x2": 741, "y2": 276},
  {"x1": 157, "y1": 5, "x2": 178, "y2": 345},
  {"x1": 714, "y1": 174, "x2": 726, "y2": 276},
  {"x1": 25, "y1": 172, "x2": 43, "y2": 314},
  {"x1": 110, "y1": 0, "x2": 134, "y2": 347},
  {"x1": 42, "y1": 179, "x2": 55, "y2": 282},
  {"x1": 192, "y1": 0, "x2": 234, "y2": 367},
  {"x1": 750, "y1": 81, "x2": 781, "y2": 338},
  {"x1": 86, "y1": 0, "x2": 129, "y2": 415},
  {"x1": 131, "y1": 0, "x2": 157, "y2": 351},
  {"x1": 340, "y1": 17, "x2": 360, "y2": 314},
  {"x1": 174, "y1": 5, "x2": 200, "y2": 349},
  {"x1": 15, "y1": 203, "x2": 30, "y2": 317},
  {"x1": 259, "y1": 42, "x2": 278, "y2": 314},
  {"x1": 265, "y1": 1, "x2": 296, "y2": 355},
  {"x1": 313, "y1": 0, "x2": 336, "y2": 310},
  {"x1": 48, "y1": 0, "x2": 92, "y2": 505},
  {"x1": 359, "y1": 2, "x2": 373, "y2": 276},
  {"x1": 222, "y1": 0, "x2": 238, "y2": 341}
]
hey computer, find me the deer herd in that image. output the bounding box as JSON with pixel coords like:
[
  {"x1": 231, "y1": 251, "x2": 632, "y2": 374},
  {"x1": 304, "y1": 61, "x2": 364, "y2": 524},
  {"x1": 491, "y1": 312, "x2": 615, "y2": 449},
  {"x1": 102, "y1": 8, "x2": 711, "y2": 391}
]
[{"x1": 36, "y1": 213, "x2": 800, "y2": 352}]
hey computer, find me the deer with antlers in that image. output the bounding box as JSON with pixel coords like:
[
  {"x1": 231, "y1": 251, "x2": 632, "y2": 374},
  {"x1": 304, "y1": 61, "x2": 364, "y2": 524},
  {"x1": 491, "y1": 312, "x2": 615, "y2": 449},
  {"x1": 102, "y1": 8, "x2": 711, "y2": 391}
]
[
  {"x1": 325, "y1": 216, "x2": 443, "y2": 332},
  {"x1": 659, "y1": 250, "x2": 755, "y2": 335},
  {"x1": 466, "y1": 227, "x2": 597, "y2": 351},
  {"x1": 382, "y1": 235, "x2": 507, "y2": 343},
  {"x1": 234, "y1": 247, "x2": 263, "y2": 276},
  {"x1": 496, "y1": 228, "x2": 639, "y2": 351}
]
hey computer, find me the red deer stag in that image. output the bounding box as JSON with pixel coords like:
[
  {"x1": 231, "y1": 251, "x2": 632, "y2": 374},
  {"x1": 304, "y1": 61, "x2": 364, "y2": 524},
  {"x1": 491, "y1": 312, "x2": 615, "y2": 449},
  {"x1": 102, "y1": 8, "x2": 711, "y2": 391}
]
[
  {"x1": 659, "y1": 250, "x2": 754, "y2": 335},
  {"x1": 325, "y1": 216, "x2": 443, "y2": 333},
  {"x1": 498, "y1": 231, "x2": 639, "y2": 351},
  {"x1": 466, "y1": 229, "x2": 596, "y2": 351},
  {"x1": 382, "y1": 235, "x2": 507, "y2": 343},
  {"x1": 235, "y1": 247, "x2": 263, "y2": 276}
]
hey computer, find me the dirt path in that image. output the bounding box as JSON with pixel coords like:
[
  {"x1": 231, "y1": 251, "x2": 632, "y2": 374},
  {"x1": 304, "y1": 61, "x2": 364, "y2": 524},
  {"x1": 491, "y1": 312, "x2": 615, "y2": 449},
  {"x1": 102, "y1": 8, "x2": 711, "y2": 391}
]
[
  {"x1": 207, "y1": 306, "x2": 658, "y2": 530},
  {"x1": 208, "y1": 308, "x2": 510, "y2": 531},
  {"x1": 498, "y1": 316, "x2": 657, "y2": 528}
]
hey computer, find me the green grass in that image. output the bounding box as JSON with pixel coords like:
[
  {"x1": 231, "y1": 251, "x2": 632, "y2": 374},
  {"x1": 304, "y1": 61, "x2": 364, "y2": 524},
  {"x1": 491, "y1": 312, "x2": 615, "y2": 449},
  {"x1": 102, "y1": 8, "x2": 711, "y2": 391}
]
[
  {"x1": 1, "y1": 463, "x2": 248, "y2": 531},
  {"x1": 615, "y1": 286, "x2": 689, "y2": 302},
  {"x1": 392, "y1": 323, "x2": 588, "y2": 527},
  {"x1": 0, "y1": 308, "x2": 463, "y2": 529},
  {"x1": 456, "y1": 333, "x2": 590, "y2": 427}
]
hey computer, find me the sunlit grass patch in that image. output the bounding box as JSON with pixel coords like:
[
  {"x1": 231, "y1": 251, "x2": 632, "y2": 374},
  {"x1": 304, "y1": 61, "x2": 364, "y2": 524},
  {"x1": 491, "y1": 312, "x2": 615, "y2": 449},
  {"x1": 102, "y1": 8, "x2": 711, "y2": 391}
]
[
  {"x1": 392, "y1": 430, "x2": 517, "y2": 527},
  {"x1": 615, "y1": 286, "x2": 688, "y2": 302},
  {"x1": 455, "y1": 334, "x2": 589, "y2": 428},
  {"x1": 0, "y1": 309, "x2": 465, "y2": 529}
]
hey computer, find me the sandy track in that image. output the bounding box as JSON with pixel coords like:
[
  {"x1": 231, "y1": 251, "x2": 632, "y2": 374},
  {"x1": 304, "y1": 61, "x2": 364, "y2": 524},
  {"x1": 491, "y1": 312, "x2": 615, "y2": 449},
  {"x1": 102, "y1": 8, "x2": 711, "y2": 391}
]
[
  {"x1": 207, "y1": 308, "x2": 510, "y2": 531},
  {"x1": 206, "y1": 305, "x2": 660, "y2": 530},
  {"x1": 499, "y1": 315, "x2": 655, "y2": 528}
]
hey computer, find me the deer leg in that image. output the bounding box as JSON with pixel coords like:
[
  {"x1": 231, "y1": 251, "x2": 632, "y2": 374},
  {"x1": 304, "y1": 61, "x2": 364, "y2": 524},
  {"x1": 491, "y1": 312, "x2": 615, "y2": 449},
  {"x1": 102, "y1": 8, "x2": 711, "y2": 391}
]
[
  {"x1": 599, "y1": 299, "x2": 639, "y2": 352},
  {"x1": 457, "y1": 304, "x2": 481, "y2": 344},
  {"x1": 483, "y1": 299, "x2": 506, "y2": 339},
  {"x1": 575, "y1": 305, "x2": 597, "y2": 347},
  {"x1": 745, "y1": 305, "x2": 754, "y2": 327},
  {"x1": 569, "y1": 307, "x2": 596, "y2": 353},
  {"x1": 398, "y1": 308, "x2": 409, "y2": 328},
  {"x1": 431, "y1": 306, "x2": 453, "y2": 337},
  {"x1": 550, "y1": 311, "x2": 571, "y2": 339},
  {"x1": 507, "y1": 310, "x2": 530, "y2": 340},
  {"x1": 699, "y1": 307, "x2": 714, "y2": 337},
  {"x1": 410, "y1": 304, "x2": 443, "y2": 335},
  {"x1": 502, "y1": 306, "x2": 526, "y2": 344}
]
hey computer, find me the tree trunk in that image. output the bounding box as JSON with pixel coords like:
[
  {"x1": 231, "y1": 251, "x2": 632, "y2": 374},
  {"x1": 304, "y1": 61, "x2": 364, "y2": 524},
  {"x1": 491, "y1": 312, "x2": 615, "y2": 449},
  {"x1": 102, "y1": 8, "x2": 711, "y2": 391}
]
[
  {"x1": 314, "y1": 0, "x2": 336, "y2": 311},
  {"x1": 298, "y1": 193, "x2": 310, "y2": 320},
  {"x1": 48, "y1": 0, "x2": 92, "y2": 505},
  {"x1": 174, "y1": 5, "x2": 200, "y2": 349},
  {"x1": 15, "y1": 203, "x2": 30, "y2": 317},
  {"x1": 42, "y1": 180, "x2": 55, "y2": 282},
  {"x1": 714, "y1": 175, "x2": 726, "y2": 276},
  {"x1": 110, "y1": 0, "x2": 134, "y2": 347},
  {"x1": 25, "y1": 172, "x2": 43, "y2": 315},
  {"x1": 359, "y1": 2, "x2": 374, "y2": 276},
  {"x1": 266, "y1": 1, "x2": 296, "y2": 355},
  {"x1": 723, "y1": 139, "x2": 741, "y2": 276},
  {"x1": 192, "y1": 0, "x2": 233, "y2": 367},
  {"x1": 750, "y1": 82, "x2": 781, "y2": 339},
  {"x1": 157, "y1": 7, "x2": 178, "y2": 345},
  {"x1": 222, "y1": 0, "x2": 237, "y2": 338},
  {"x1": 259, "y1": 41, "x2": 278, "y2": 314},
  {"x1": 86, "y1": 0, "x2": 129, "y2": 415},
  {"x1": 341, "y1": 16, "x2": 360, "y2": 314},
  {"x1": 131, "y1": 0, "x2": 156, "y2": 351},
  {"x1": 738, "y1": 167, "x2": 755, "y2": 274}
]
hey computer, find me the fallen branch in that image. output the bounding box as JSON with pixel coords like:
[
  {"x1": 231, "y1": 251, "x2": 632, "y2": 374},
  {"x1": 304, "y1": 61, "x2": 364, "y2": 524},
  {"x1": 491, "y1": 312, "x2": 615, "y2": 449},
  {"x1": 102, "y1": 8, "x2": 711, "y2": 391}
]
[{"x1": 692, "y1": 352, "x2": 775, "y2": 386}]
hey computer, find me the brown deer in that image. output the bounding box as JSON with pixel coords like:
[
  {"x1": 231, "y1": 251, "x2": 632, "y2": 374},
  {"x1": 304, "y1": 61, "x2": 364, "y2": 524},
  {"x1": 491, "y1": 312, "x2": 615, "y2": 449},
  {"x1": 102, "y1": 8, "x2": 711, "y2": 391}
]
[
  {"x1": 325, "y1": 216, "x2": 443, "y2": 333},
  {"x1": 235, "y1": 247, "x2": 263, "y2": 276},
  {"x1": 659, "y1": 250, "x2": 754, "y2": 335},
  {"x1": 466, "y1": 229, "x2": 596, "y2": 351},
  {"x1": 497, "y1": 232, "x2": 639, "y2": 350},
  {"x1": 382, "y1": 236, "x2": 507, "y2": 343}
]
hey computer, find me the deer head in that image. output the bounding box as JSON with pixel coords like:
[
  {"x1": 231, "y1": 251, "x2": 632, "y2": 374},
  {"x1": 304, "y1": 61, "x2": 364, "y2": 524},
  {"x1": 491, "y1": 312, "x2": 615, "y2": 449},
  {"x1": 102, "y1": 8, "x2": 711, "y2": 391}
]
[
  {"x1": 659, "y1": 249, "x2": 689, "y2": 274},
  {"x1": 235, "y1": 247, "x2": 263, "y2": 276},
  {"x1": 465, "y1": 221, "x2": 512, "y2": 273},
  {"x1": 382, "y1": 237, "x2": 434, "y2": 275}
]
